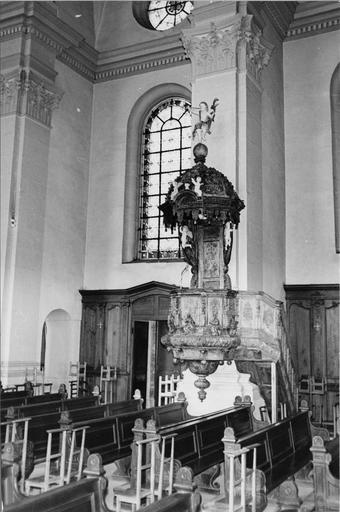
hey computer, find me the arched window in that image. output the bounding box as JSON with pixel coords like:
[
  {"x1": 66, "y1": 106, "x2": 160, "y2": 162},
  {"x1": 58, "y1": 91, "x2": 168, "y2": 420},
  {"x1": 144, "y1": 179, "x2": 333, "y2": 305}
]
[
  {"x1": 122, "y1": 83, "x2": 191, "y2": 263},
  {"x1": 138, "y1": 98, "x2": 192, "y2": 259}
]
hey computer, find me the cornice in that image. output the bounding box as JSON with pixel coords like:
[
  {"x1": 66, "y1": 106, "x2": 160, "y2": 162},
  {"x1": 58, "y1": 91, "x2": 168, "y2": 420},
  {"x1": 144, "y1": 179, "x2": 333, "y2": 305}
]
[
  {"x1": 286, "y1": 1, "x2": 340, "y2": 40},
  {"x1": 261, "y1": 2, "x2": 297, "y2": 41},
  {"x1": 95, "y1": 36, "x2": 187, "y2": 82},
  {"x1": 0, "y1": 2, "x2": 338, "y2": 83},
  {"x1": 0, "y1": 9, "x2": 188, "y2": 83}
]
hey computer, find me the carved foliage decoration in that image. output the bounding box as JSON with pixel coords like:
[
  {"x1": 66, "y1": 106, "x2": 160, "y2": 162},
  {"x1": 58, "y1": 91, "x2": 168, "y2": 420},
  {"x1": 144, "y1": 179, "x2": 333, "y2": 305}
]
[
  {"x1": 182, "y1": 22, "x2": 238, "y2": 75},
  {"x1": 0, "y1": 71, "x2": 63, "y2": 126},
  {"x1": 181, "y1": 15, "x2": 273, "y2": 81}
]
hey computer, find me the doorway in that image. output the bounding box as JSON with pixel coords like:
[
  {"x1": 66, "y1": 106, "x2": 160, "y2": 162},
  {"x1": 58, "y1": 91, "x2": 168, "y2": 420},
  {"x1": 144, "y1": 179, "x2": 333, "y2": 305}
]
[
  {"x1": 132, "y1": 321, "x2": 149, "y2": 402},
  {"x1": 132, "y1": 320, "x2": 176, "y2": 407}
]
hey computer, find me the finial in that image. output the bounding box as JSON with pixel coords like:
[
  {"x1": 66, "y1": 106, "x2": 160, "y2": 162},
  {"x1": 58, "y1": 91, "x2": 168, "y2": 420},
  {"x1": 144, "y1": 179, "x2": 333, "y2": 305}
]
[{"x1": 193, "y1": 143, "x2": 208, "y2": 163}]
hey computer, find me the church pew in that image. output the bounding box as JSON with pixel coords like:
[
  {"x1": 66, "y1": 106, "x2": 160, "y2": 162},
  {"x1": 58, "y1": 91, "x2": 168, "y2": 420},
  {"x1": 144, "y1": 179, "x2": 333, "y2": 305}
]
[
  {"x1": 68, "y1": 400, "x2": 189, "y2": 465},
  {"x1": 1, "y1": 396, "x2": 101, "y2": 450},
  {"x1": 218, "y1": 409, "x2": 334, "y2": 511},
  {"x1": 137, "y1": 403, "x2": 257, "y2": 479},
  {"x1": 128, "y1": 466, "x2": 202, "y2": 512},
  {"x1": 4, "y1": 478, "x2": 110, "y2": 512},
  {"x1": 3, "y1": 395, "x2": 100, "y2": 423},
  {"x1": 222, "y1": 411, "x2": 313, "y2": 492},
  {"x1": 2, "y1": 397, "x2": 143, "y2": 465},
  {"x1": 2, "y1": 453, "x2": 111, "y2": 512},
  {"x1": 31, "y1": 397, "x2": 143, "y2": 460},
  {"x1": 310, "y1": 434, "x2": 339, "y2": 511},
  {"x1": 1, "y1": 392, "x2": 63, "y2": 422}
]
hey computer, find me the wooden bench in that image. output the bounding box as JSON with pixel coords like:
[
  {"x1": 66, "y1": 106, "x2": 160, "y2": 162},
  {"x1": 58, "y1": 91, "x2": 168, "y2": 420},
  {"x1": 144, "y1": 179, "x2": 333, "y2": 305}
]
[
  {"x1": 139, "y1": 403, "x2": 260, "y2": 472},
  {"x1": 68, "y1": 400, "x2": 189, "y2": 466},
  {"x1": 220, "y1": 410, "x2": 332, "y2": 510},
  {"x1": 2, "y1": 397, "x2": 143, "y2": 469},
  {"x1": 3, "y1": 395, "x2": 100, "y2": 423},
  {"x1": 131, "y1": 466, "x2": 202, "y2": 512},
  {"x1": 310, "y1": 434, "x2": 339, "y2": 511},
  {"x1": 2, "y1": 454, "x2": 111, "y2": 512}
]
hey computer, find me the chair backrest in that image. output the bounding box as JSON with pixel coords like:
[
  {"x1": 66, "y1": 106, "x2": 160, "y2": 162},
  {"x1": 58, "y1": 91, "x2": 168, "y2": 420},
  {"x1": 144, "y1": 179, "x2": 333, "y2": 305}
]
[
  {"x1": 158, "y1": 374, "x2": 182, "y2": 406},
  {"x1": 100, "y1": 366, "x2": 116, "y2": 404},
  {"x1": 100, "y1": 365, "x2": 116, "y2": 382},
  {"x1": 65, "y1": 426, "x2": 89, "y2": 484},
  {"x1": 299, "y1": 375, "x2": 311, "y2": 393},
  {"x1": 44, "y1": 428, "x2": 68, "y2": 490},
  {"x1": 135, "y1": 436, "x2": 159, "y2": 506},
  {"x1": 157, "y1": 433, "x2": 177, "y2": 499},
  {"x1": 311, "y1": 376, "x2": 325, "y2": 395},
  {"x1": 69, "y1": 362, "x2": 87, "y2": 398}
]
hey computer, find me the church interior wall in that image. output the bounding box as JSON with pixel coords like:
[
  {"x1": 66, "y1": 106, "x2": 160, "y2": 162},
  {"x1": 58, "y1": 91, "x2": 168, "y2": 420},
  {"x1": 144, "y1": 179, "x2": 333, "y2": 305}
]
[
  {"x1": 1, "y1": 115, "x2": 15, "y2": 298},
  {"x1": 84, "y1": 64, "x2": 192, "y2": 290},
  {"x1": 261, "y1": 16, "x2": 286, "y2": 301},
  {"x1": 284, "y1": 30, "x2": 339, "y2": 284},
  {"x1": 93, "y1": 0, "x2": 190, "y2": 51},
  {"x1": 7, "y1": 119, "x2": 52, "y2": 365},
  {"x1": 38, "y1": 60, "x2": 93, "y2": 366}
]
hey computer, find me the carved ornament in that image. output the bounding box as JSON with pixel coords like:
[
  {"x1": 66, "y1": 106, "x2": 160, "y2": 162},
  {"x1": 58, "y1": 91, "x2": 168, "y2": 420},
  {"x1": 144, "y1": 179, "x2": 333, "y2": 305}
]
[
  {"x1": 181, "y1": 15, "x2": 273, "y2": 82},
  {"x1": 0, "y1": 72, "x2": 63, "y2": 127},
  {"x1": 181, "y1": 22, "x2": 238, "y2": 75}
]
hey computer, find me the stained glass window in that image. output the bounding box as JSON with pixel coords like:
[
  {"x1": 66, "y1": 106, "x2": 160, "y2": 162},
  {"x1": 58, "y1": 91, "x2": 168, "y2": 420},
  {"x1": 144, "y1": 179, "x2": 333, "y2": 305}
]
[
  {"x1": 148, "y1": 1, "x2": 194, "y2": 31},
  {"x1": 138, "y1": 98, "x2": 192, "y2": 260}
]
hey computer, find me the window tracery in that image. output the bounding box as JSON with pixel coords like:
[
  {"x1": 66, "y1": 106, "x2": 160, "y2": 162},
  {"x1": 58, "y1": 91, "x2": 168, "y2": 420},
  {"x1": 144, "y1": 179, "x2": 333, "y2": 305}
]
[{"x1": 138, "y1": 97, "x2": 192, "y2": 260}]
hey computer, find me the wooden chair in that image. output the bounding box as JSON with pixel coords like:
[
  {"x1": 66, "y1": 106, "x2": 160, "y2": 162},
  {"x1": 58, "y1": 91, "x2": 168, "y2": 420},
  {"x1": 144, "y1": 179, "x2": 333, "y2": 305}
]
[
  {"x1": 157, "y1": 433, "x2": 177, "y2": 499},
  {"x1": 158, "y1": 374, "x2": 181, "y2": 406},
  {"x1": 25, "y1": 425, "x2": 88, "y2": 494},
  {"x1": 115, "y1": 436, "x2": 159, "y2": 511},
  {"x1": 69, "y1": 361, "x2": 87, "y2": 398},
  {"x1": 100, "y1": 365, "x2": 117, "y2": 404},
  {"x1": 221, "y1": 429, "x2": 260, "y2": 512},
  {"x1": 33, "y1": 368, "x2": 53, "y2": 395}
]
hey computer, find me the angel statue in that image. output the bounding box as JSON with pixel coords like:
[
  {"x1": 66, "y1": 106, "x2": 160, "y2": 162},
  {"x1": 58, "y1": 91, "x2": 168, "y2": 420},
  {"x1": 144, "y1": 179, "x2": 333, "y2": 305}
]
[{"x1": 188, "y1": 98, "x2": 219, "y2": 143}]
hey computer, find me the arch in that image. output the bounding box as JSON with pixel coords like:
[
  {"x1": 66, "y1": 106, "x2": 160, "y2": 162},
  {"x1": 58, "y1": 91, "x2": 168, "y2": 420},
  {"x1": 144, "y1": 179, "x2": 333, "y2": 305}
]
[
  {"x1": 330, "y1": 63, "x2": 340, "y2": 253},
  {"x1": 122, "y1": 83, "x2": 191, "y2": 262},
  {"x1": 43, "y1": 309, "x2": 72, "y2": 390}
]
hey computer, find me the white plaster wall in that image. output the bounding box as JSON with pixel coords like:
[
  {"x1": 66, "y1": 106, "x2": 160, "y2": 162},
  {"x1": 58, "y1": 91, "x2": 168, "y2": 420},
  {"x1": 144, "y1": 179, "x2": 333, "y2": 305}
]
[
  {"x1": 261, "y1": 16, "x2": 286, "y2": 301},
  {"x1": 0, "y1": 116, "x2": 15, "y2": 303},
  {"x1": 4, "y1": 119, "x2": 51, "y2": 374},
  {"x1": 84, "y1": 64, "x2": 192, "y2": 289},
  {"x1": 93, "y1": 1, "x2": 189, "y2": 51},
  {"x1": 39, "y1": 61, "x2": 93, "y2": 373},
  {"x1": 284, "y1": 31, "x2": 339, "y2": 284},
  {"x1": 177, "y1": 363, "x2": 265, "y2": 418}
]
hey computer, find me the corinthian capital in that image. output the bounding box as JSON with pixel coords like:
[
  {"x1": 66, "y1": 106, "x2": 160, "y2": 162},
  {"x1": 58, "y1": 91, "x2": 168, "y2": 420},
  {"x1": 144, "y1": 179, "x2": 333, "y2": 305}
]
[
  {"x1": 237, "y1": 15, "x2": 274, "y2": 82},
  {"x1": 0, "y1": 75, "x2": 21, "y2": 115},
  {"x1": 181, "y1": 22, "x2": 239, "y2": 76},
  {"x1": 25, "y1": 78, "x2": 63, "y2": 126},
  {"x1": 182, "y1": 14, "x2": 274, "y2": 83},
  {"x1": 0, "y1": 70, "x2": 63, "y2": 127}
]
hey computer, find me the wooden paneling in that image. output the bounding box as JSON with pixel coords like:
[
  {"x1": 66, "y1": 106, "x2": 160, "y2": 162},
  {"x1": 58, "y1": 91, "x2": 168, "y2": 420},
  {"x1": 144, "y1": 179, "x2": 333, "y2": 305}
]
[
  {"x1": 285, "y1": 284, "x2": 339, "y2": 424},
  {"x1": 79, "y1": 281, "x2": 177, "y2": 401},
  {"x1": 289, "y1": 302, "x2": 311, "y2": 377},
  {"x1": 325, "y1": 302, "x2": 339, "y2": 379}
]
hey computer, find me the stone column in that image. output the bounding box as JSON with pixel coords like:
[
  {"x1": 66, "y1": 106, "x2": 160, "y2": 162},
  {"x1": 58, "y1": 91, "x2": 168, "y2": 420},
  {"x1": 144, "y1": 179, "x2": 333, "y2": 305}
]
[
  {"x1": 181, "y1": 2, "x2": 273, "y2": 291},
  {"x1": 1, "y1": 2, "x2": 63, "y2": 382}
]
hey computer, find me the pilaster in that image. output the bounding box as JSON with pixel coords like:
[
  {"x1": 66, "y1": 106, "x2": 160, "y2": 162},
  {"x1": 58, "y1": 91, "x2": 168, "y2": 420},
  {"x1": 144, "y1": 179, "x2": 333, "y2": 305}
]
[
  {"x1": 181, "y1": 2, "x2": 273, "y2": 291},
  {"x1": 1, "y1": 11, "x2": 63, "y2": 378}
]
